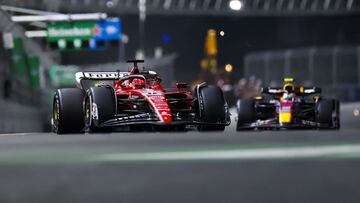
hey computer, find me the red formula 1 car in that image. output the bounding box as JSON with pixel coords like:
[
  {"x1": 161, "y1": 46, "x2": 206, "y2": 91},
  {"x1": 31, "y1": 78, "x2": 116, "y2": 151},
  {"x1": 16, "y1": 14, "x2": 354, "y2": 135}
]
[{"x1": 52, "y1": 60, "x2": 230, "y2": 134}]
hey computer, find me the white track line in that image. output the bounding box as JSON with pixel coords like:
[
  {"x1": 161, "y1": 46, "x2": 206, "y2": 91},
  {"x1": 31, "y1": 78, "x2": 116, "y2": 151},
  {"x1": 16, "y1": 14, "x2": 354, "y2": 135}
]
[
  {"x1": 98, "y1": 144, "x2": 360, "y2": 161},
  {"x1": 0, "y1": 133, "x2": 29, "y2": 137}
]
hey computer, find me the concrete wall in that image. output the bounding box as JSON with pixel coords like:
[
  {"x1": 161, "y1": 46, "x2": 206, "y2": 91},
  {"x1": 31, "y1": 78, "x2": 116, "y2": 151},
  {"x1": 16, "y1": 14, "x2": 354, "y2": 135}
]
[
  {"x1": 340, "y1": 102, "x2": 360, "y2": 130},
  {"x1": 0, "y1": 100, "x2": 43, "y2": 133}
]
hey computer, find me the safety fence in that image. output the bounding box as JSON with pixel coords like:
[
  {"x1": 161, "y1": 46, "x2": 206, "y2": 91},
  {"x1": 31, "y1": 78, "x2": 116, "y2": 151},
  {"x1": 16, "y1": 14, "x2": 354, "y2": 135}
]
[{"x1": 244, "y1": 45, "x2": 360, "y2": 101}]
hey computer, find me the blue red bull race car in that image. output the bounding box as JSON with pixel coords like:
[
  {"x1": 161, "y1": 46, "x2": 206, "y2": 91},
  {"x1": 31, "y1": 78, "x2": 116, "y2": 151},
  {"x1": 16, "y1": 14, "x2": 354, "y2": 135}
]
[{"x1": 236, "y1": 78, "x2": 340, "y2": 130}]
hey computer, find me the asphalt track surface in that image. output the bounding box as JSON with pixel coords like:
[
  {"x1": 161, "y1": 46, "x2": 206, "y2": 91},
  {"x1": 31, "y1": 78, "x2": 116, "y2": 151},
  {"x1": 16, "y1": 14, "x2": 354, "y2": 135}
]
[{"x1": 0, "y1": 105, "x2": 360, "y2": 203}]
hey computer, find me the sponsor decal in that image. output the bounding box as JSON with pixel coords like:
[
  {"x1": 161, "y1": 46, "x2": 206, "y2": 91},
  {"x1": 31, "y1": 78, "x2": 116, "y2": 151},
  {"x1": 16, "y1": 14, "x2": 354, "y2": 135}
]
[
  {"x1": 116, "y1": 113, "x2": 151, "y2": 121},
  {"x1": 301, "y1": 120, "x2": 317, "y2": 126},
  {"x1": 280, "y1": 106, "x2": 291, "y2": 112},
  {"x1": 48, "y1": 27, "x2": 92, "y2": 38},
  {"x1": 150, "y1": 95, "x2": 166, "y2": 103},
  {"x1": 250, "y1": 119, "x2": 272, "y2": 127},
  {"x1": 83, "y1": 72, "x2": 127, "y2": 79},
  {"x1": 145, "y1": 89, "x2": 162, "y2": 95}
]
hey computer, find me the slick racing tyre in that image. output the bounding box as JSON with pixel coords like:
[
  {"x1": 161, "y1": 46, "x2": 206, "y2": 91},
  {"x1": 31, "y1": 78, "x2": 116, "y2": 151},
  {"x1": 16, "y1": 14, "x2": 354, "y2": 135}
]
[
  {"x1": 317, "y1": 99, "x2": 339, "y2": 129},
  {"x1": 236, "y1": 99, "x2": 255, "y2": 130},
  {"x1": 85, "y1": 87, "x2": 116, "y2": 132},
  {"x1": 52, "y1": 88, "x2": 85, "y2": 134},
  {"x1": 197, "y1": 85, "x2": 226, "y2": 131}
]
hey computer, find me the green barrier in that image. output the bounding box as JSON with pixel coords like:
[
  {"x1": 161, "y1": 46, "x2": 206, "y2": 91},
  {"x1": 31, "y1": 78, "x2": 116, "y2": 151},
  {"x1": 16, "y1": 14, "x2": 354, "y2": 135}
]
[
  {"x1": 48, "y1": 65, "x2": 77, "y2": 87},
  {"x1": 28, "y1": 56, "x2": 40, "y2": 88},
  {"x1": 58, "y1": 71, "x2": 76, "y2": 86},
  {"x1": 48, "y1": 64, "x2": 59, "y2": 83},
  {"x1": 11, "y1": 38, "x2": 26, "y2": 76}
]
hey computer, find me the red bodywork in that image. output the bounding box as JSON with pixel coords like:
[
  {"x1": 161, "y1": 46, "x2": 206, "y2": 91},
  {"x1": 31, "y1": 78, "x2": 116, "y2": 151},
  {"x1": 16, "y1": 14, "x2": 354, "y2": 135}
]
[{"x1": 113, "y1": 68, "x2": 193, "y2": 123}]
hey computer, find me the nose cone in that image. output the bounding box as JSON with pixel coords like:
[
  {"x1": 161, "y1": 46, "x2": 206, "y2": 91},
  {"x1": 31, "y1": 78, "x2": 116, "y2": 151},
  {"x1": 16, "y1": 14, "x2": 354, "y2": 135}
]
[
  {"x1": 279, "y1": 112, "x2": 292, "y2": 124},
  {"x1": 148, "y1": 94, "x2": 172, "y2": 123},
  {"x1": 160, "y1": 111, "x2": 173, "y2": 123},
  {"x1": 279, "y1": 102, "x2": 293, "y2": 124}
]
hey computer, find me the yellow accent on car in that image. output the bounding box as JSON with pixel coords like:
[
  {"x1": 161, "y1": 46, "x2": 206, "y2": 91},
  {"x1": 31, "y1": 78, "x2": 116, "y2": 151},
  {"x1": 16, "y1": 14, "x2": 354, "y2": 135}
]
[
  {"x1": 300, "y1": 86, "x2": 304, "y2": 93},
  {"x1": 283, "y1": 78, "x2": 294, "y2": 82},
  {"x1": 279, "y1": 112, "x2": 292, "y2": 123}
]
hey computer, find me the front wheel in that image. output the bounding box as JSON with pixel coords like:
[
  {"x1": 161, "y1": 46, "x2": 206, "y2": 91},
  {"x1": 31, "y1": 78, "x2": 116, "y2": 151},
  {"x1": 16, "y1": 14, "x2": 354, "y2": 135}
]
[
  {"x1": 85, "y1": 87, "x2": 116, "y2": 132},
  {"x1": 196, "y1": 85, "x2": 227, "y2": 131},
  {"x1": 236, "y1": 99, "x2": 255, "y2": 130}
]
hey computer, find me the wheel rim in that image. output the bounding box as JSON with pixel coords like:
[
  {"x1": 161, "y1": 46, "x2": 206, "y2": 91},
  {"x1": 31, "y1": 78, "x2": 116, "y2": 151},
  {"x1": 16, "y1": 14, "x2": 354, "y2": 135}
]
[
  {"x1": 53, "y1": 96, "x2": 60, "y2": 132},
  {"x1": 85, "y1": 97, "x2": 92, "y2": 129}
]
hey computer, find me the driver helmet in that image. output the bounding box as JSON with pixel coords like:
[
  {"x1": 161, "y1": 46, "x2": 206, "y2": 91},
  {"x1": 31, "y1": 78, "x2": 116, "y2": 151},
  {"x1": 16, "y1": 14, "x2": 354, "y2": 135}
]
[
  {"x1": 283, "y1": 83, "x2": 295, "y2": 93},
  {"x1": 132, "y1": 78, "x2": 145, "y2": 89},
  {"x1": 282, "y1": 78, "x2": 295, "y2": 93}
]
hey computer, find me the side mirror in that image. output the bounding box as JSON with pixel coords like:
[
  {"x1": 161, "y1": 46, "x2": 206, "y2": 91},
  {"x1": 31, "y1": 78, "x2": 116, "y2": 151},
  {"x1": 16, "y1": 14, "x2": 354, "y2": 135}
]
[{"x1": 176, "y1": 82, "x2": 188, "y2": 89}]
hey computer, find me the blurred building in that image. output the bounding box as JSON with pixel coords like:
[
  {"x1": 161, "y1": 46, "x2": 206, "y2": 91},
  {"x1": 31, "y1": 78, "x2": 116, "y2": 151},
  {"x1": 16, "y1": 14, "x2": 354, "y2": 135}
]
[
  {"x1": 0, "y1": 9, "x2": 55, "y2": 132},
  {"x1": 244, "y1": 46, "x2": 360, "y2": 101}
]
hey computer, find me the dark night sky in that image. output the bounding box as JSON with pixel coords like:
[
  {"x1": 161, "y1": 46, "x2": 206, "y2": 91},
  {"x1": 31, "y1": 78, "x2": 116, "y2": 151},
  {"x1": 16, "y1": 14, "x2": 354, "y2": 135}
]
[{"x1": 63, "y1": 14, "x2": 360, "y2": 83}]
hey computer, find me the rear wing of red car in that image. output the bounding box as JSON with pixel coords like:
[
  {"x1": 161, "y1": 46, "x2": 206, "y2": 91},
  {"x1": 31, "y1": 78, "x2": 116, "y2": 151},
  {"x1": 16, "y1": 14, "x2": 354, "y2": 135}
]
[
  {"x1": 75, "y1": 71, "x2": 130, "y2": 84},
  {"x1": 75, "y1": 71, "x2": 130, "y2": 89},
  {"x1": 75, "y1": 70, "x2": 158, "y2": 89},
  {"x1": 75, "y1": 70, "x2": 158, "y2": 83}
]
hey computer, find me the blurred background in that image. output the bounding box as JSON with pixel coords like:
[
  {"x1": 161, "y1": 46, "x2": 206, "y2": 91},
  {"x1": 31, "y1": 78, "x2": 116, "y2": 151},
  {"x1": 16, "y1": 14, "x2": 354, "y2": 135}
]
[{"x1": 0, "y1": 0, "x2": 360, "y2": 132}]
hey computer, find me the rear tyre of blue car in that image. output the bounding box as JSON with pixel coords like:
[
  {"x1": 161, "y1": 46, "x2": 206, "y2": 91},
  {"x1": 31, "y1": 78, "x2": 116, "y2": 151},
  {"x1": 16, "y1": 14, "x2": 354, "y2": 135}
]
[
  {"x1": 317, "y1": 99, "x2": 340, "y2": 129},
  {"x1": 52, "y1": 88, "x2": 85, "y2": 134}
]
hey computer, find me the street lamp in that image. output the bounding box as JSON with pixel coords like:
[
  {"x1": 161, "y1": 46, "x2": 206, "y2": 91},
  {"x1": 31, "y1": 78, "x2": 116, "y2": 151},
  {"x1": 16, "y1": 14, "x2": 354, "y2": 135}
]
[
  {"x1": 229, "y1": 0, "x2": 243, "y2": 11},
  {"x1": 225, "y1": 64, "x2": 233, "y2": 73}
]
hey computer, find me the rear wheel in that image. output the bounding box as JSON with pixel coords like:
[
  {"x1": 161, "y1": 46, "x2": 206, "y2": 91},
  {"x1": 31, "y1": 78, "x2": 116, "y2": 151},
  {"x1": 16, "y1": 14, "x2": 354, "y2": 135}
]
[
  {"x1": 85, "y1": 87, "x2": 116, "y2": 132},
  {"x1": 236, "y1": 99, "x2": 255, "y2": 130},
  {"x1": 197, "y1": 85, "x2": 226, "y2": 131},
  {"x1": 317, "y1": 99, "x2": 339, "y2": 129},
  {"x1": 52, "y1": 88, "x2": 85, "y2": 134}
]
